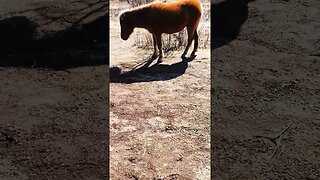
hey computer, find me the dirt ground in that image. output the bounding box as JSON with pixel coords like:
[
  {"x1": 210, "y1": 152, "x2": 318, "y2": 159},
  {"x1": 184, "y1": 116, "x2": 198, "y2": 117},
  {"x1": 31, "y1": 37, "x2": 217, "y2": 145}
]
[
  {"x1": 1, "y1": 0, "x2": 319, "y2": 179},
  {"x1": 0, "y1": 0, "x2": 108, "y2": 179},
  {"x1": 110, "y1": 0, "x2": 211, "y2": 179},
  {"x1": 212, "y1": 0, "x2": 320, "y2": 179}
]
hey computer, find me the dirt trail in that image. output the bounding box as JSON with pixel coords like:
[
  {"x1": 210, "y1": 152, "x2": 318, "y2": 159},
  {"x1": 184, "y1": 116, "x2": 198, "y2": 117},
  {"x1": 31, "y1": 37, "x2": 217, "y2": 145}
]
[{"x1": 110, "y1": 49, "x2": 210, "y2": 179}]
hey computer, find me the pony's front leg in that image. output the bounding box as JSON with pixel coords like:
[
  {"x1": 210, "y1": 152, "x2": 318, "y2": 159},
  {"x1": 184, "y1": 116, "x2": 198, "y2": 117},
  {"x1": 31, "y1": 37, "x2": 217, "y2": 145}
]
[{"x1": 151, "y1": 34, "x2": 158, "y2": 60}]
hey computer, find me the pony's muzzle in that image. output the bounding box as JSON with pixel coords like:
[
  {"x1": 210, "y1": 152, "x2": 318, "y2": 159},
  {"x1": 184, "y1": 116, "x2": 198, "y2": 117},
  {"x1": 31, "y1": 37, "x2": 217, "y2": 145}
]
[
  {"x1": 121, "y1": 35, "x2": 129, "y2": 40},
  {"x1": 121, "y1": 32, "x2": 130, "y2": 40}
]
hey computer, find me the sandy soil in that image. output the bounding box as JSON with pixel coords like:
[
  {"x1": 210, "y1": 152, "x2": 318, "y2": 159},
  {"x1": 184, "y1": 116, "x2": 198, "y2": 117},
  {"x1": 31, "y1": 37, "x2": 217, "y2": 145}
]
[
  {"x1": 0, "y1": 0, "x2": 108, "y2": 179},
  {"x1": 212, "y1": 0, "x2": 320, "y2": 179},
  {"x1": 109, "y1": 0, "x2": 211, "y2": 179}
]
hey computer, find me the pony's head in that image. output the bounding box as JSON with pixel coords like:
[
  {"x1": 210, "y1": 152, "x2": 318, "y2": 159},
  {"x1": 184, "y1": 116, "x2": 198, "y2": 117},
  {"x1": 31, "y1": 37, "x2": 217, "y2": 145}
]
[{"x1": 119, "y1": 12, "x2": 134, "y2": 40}]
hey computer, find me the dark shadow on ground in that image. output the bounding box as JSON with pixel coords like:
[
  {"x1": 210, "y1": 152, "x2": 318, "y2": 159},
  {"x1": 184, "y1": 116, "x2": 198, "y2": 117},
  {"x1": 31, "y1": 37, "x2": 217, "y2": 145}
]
[
  {"x1": 110, "y1": 56, "x2": 195, "y2": 83},
  {"x1": 0, "y1": 14, "x2": 108, "y2": 69},
  {"x1": 212, "y1": 0, "x2": 255, "y2": 49}
]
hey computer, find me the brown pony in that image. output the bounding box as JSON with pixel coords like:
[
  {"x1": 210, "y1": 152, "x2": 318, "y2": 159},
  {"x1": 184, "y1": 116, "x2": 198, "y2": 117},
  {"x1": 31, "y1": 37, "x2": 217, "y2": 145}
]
[{"x1": 119, "y1": 0, "x2": 202, "y2": 63}]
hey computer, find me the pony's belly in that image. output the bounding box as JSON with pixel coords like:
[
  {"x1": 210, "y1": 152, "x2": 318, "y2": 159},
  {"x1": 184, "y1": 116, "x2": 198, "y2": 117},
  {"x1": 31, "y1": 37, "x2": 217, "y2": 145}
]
[
  {"x1": 163, "y1": 25, "x2": 186, "y2": 34},
  {"x1": 158, "y1": 15, "x2": 188, "y2": 34},
  {"x1": 147, "y1": 20, "x2": 187, "y2": 34}
]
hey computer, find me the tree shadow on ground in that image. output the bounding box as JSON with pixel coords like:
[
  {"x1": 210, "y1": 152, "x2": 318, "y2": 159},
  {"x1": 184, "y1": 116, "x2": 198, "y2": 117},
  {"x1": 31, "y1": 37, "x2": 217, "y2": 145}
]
[
  {"x1": 110, "y1": 56, "x2": 195, "y2": 84},
  {"x1": 0, "y1": 12, "x2": 108, "y2": 69},
  {"x1": 212, "y1": 0, "x2": 255, "y2": 49}
]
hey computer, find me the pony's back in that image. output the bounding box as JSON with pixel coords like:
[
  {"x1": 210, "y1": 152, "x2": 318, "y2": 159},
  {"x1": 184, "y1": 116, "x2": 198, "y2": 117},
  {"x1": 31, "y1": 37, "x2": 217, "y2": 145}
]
[{"x1": 149, "y1": 0, "x2": 202, "y2": 14}]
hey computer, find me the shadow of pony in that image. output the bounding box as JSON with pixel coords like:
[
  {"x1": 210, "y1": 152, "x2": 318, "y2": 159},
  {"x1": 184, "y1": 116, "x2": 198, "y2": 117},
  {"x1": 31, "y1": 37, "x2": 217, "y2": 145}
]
[{"x1": 110, "y1": 56, "x2": 195, "y2": 84}]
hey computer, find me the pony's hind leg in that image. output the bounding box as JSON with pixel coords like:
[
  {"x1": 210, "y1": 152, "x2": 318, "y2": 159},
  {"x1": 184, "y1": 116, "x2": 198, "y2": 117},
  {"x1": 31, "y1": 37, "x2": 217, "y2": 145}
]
[
  {"x1": 181, "y1": 25, "x2": 196, "y2": 59},
  {"x1": 151, "y1": 34, "x2": 158, "y2": 60},
  {"x1": 156, "y1": 34, "x2": 163, "y2": 63},
  {"x1": 191, "y1": 30, "x2": 199, "y2": 57}
]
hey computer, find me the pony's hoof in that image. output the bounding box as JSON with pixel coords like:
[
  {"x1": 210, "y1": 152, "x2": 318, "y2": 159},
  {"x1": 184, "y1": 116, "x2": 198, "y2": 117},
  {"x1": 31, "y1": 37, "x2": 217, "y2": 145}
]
[
  {"x1": 157, "y1": 57, "x2": 163, "y2": 64},
  {"x1": 191, "y1": 52, "x2": 197, "y2": 58},
  {"x1": 181, "y1": 53, "x2": 187, "y2": 60},
  {"x1": 151, "y1": 54, "x2": 158, "y2": 60}
]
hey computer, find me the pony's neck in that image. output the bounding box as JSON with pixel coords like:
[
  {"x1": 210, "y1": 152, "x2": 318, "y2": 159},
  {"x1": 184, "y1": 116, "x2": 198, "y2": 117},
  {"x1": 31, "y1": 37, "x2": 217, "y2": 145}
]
[{"x1": 129, "y1": 7, "x2": 148, "y2": 28}]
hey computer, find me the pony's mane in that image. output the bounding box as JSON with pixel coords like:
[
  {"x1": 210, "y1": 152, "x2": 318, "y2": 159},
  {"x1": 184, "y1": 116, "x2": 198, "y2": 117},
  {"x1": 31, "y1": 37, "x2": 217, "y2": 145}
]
[{"x1": 119, "y1": 1, "x2": 163, "y2": 18}]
